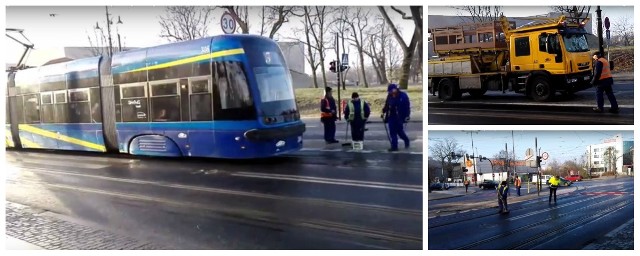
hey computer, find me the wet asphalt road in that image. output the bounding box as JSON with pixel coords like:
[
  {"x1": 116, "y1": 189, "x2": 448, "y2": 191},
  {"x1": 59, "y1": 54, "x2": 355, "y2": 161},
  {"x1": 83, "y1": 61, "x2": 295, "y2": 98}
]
[
  {"x1": 5, "y1": 149, "x2": 423, "y2": 249},
  {"x1": 428, "y1": 177, "x2": 633, "y2": 250},
  {"x1": 428, "y1": 81, "x2": 634, "y2": 125}
]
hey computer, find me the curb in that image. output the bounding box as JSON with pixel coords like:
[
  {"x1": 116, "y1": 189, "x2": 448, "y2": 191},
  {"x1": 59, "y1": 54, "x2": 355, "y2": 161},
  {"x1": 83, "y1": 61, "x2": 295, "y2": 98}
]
[{"x1": 582, "y1": 219, "x2": 634, "y2": 249}]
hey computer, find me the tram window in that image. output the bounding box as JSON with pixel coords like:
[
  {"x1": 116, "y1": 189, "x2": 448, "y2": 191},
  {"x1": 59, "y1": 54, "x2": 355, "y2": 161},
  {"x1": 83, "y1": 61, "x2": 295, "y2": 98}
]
[
  {"x1": 121, "y1": 98, "x2": 149, "y2": 122},
  {"x1": 41, "y1": 93, "x2": 53, "y2": 104},
  {"x1": 69, "y1": 90, "x2": 89, "y2": 102},
  {"x1": 150, "y1": 96, "x2": 180, "y2": 122},
  {"x1": 122, "y1": 86, "x2": 146, "y2": 98},
  {"x1": 190, "y1": 79, "x2": 209, "y2": 94},
  {"x1": 68, "y1": 102, "x2": 91, "y2": 123},
  {"x1": 215, "y1": 61, "x2": 252, "y2": 110},
  {"x1": 55, "y1": 92, "x2": 67, "y2": 103},
  {"x1": 114, "y1": 86, "x2": 122, "y2": 122},
  {"x1": 41, "y1": 96, "x2": 55, "y2": 123},
  {"x1": 15, "y1": 96, "x2": 25, "y2": 124},
  {"x1": 190, "y1": 94, "x2": 212, "y2": 121},
  {"x1": 151, "y1": 82, "x2": 178, "y2": 96},
  {"x1": 90, "y1": 87, "x2": 102, "y2": 123},
  {"x1": 23, "y1": 94, "x2": 41, "y2": 124},
  {"x1": 5, "y1": 99, "x2": 9, "y2": 124}
]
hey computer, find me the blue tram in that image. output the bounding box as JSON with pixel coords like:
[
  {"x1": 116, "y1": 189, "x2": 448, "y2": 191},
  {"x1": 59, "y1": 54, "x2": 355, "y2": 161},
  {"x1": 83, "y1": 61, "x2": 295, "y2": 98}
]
[{"x1": 5, "y1": 35, "x2": 306, "y2": 159}]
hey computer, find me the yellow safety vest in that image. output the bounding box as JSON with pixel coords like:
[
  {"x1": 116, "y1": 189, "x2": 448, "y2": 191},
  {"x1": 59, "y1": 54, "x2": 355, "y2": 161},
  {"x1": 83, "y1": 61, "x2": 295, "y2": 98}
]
[
  {"x1": 549, "y1": 177, "x2": 560, "y2": 186},
  {"x1": 598, "y1": 58, "x2": 612, "y2": 80},
  {"x1": 347, "y1": 99, "x2": 366, "y2": 121}
]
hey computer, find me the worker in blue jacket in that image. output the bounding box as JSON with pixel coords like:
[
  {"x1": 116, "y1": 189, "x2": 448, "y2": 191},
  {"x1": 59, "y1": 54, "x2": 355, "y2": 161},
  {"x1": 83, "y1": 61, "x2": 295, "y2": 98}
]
[
  {"x1": 381, "y1": 83, "x2": 411, "y2": 151},
  {"x1": 344, "y1": 92, "x2": 371, "y2": 142}
]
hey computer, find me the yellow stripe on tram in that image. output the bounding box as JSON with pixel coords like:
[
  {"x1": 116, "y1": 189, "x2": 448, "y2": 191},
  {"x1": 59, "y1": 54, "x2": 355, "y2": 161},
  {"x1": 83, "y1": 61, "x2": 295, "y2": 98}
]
[
  {"x1": 125, "y1": 48, "x2": 245, "y2": 73},
  {"x1": 18, "y1": 124, "x2": 106, "y2": 152},
  {"x1": 5, "y1": 128, "x2": 14, "y2": 147},
  {"x1": 20, "y1": 137, "x2": 42, "y2": 149}
]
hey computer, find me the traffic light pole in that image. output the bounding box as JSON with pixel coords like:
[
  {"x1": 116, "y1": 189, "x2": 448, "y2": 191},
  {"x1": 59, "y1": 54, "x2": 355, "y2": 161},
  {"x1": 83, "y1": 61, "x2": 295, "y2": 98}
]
[
  {"x1": 596, "y1": 6, "x2": 605, "y2": 56},
  {"x1": 536, "y1": 137, "x2": 540, "y2": 196},
  {"x1": 335, "y1": 33, "x2": 342, "y2": 120}
]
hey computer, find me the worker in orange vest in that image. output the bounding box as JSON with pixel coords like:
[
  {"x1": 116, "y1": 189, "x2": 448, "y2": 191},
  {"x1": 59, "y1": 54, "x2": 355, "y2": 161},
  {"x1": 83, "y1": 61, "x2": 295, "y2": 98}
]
[
  {"x1": 514, "y1": 175, "x2": 522, "y2": 196},
  {"x1": 320, "y1": 87, "x2": 339, "y2": 144},
  {"x1": 590, "y1": 51, "x2": 618, "y2": 113}
]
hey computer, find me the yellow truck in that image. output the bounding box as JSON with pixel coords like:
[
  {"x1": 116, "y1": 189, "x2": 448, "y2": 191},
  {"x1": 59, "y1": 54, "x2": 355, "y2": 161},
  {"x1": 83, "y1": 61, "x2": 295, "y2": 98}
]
[{"x1": 428, "y1": 15, "x2": 593, "y2": 102}]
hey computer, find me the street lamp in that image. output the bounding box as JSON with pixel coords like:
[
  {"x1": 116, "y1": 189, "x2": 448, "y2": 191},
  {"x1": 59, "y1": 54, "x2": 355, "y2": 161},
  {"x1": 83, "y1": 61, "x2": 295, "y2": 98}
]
[{"x1": 94, "y1": 6, "x2": 124, "y2": 56}]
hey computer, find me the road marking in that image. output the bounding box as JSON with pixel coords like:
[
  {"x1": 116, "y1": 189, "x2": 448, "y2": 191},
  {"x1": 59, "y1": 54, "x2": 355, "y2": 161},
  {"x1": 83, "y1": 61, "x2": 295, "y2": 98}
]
[{"x1": 231, "y1": 172, "x2": 422, "y2": 192}]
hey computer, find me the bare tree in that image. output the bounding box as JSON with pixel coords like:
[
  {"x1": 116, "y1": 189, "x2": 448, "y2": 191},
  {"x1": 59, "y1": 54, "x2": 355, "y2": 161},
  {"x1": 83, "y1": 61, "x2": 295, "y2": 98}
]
[
  {"x1": 454, "y1": 6, "x2": 503, "y2": 23},
  {"x1": 551, "y1": 6, "x2": 591, "y2": 23},
  {"x1": 363, "y1": 14, "x2": 390, "y2": 85},
  {"x1": 288, "y1": 12, "x2": 321, "y2": 88},
  {"x1": 221, "y1": 6, "x2": 250, "y2": 34},
  {"x1": 303, "y1": 6, "x2": 334, "y2": 89},
  {"x1": 87, "y1": 28, "x2": 108, "y2": 56},
  {"x1": 429, "y1": 137, "x2": 465, "y2": 181},
  {"x1": 265, "y1": 6, "x2": 297, "y2": 39},
  {"x1": 613, "y1": 15, "x2": 634, "y2": 46},
  {"x1": 560, "y1": 160, "x2": 581, "y2": 177},
  {"x1": 603, "y1": 146, "x2": 619, "y2": 175},
  {"x1": 158, "y1": 6, "x2": 214, "y2": 42},
  {"x1": 544, "y1": 159, "x2": 561, "y2": 176},
  {"x1": 378, "y1": 6, "x2": 421, "y2": 89},
  {"x1": 342, "y1": 7, "x2": 371, "y2": 88}
]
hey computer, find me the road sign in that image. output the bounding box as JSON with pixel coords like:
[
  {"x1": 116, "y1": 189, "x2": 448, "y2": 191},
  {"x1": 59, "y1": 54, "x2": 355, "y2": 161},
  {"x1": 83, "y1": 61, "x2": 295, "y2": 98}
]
[
  {"x1": 605, "y1": 17, "x2": 610, "y2": 30},
  {"x1": 341, "y1": 53, "x2": 349, "y2": 65},
  {"x1": 525, "y1": 148, "x2": 534, "y2": 158},
  {"x1": 221, "y1": 12, "x2": 236, "y2": 34},
  {"x1": 542, "y1": 152, "x2": 549, "y2": 160}
]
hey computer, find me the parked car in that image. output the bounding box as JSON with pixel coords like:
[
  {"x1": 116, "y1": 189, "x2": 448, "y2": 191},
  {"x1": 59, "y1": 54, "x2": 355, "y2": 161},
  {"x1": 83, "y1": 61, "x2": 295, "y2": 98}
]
[
  {"x1": 429, "y1": 183, "x2": 450, "y2": 192},
  {"x1": 565, "y1": 175, "x2": 582, "y2": 182},
  {"x1": 546, "y1": 177, "x2": 573, "y2": 186},
  {"x1": 479, "y1": 180, "x2": 499, "y2": 189}
]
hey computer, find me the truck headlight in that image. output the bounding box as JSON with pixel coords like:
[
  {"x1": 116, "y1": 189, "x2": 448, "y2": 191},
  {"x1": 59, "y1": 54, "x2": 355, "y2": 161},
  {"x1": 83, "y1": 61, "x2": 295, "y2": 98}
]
[{"x1": 567, "y1": 78, "x2": 578, "y2": 83}]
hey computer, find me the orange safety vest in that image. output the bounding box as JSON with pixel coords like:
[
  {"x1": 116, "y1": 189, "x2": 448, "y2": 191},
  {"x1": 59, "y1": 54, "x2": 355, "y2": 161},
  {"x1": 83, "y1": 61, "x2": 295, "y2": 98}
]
[
  {"x1": 597, "y1": 58, "x2": 612, "y2": 80},
  {"x1": 514, "y1": 178, "x2": 521, "y2": 187},
  {"x1": 320, "y1": 98, "x2": 333, "y2": 118}
]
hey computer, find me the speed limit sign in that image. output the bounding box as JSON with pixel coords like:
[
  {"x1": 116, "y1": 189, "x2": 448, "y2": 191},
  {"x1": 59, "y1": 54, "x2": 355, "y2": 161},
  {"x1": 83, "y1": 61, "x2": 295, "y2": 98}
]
[{"x1": 221, "y1": 12, "x2": 236, "y2": 34}]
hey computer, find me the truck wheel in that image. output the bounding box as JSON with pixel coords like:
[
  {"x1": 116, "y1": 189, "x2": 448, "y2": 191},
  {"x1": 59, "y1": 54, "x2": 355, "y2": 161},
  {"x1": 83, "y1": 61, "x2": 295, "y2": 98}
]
[
  {"x1": 438, "y1": 78, "x2": 461, "y2": 101},
  {"x1": 530, "y1": 76, "x2": 555, "y2": 102}
]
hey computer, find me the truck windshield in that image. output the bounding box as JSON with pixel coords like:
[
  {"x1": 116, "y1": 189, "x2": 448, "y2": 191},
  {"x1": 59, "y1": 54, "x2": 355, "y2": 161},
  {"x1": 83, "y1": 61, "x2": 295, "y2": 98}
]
[{"x1": 562, "y1": 34, "x2": 590, "y2": 52}]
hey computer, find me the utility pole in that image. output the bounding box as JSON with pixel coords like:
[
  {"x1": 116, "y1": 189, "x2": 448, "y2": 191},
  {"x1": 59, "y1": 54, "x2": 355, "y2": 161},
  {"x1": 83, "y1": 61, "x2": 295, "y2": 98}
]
[
  {"x1": 105, "y1": 6, "x2": 113, "y2": 57},
  {"x1": 335, "y1": 33, "x2": 342, "y2": 120},
  {"x1": 505, "y1": 143, "x2": 508, "y2": 182},
  {"x1": 465, "y1": 131, "x2": 479, "y2": 185},
  {"x1": 596, "y1": 6, "x2": 605, "y2": 55},
  {"x1": 512, "y1": 131, "x2": 516, "y2": 178},
  {"x1": 536, "y1": 137, "x2": 540, "y2": 196}
]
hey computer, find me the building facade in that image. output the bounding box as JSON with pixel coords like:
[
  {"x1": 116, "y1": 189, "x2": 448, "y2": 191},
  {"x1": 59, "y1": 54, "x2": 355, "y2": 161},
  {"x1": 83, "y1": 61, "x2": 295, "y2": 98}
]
[{"x1": 587, "y1": 135, "x2": 633, "y2": 175}]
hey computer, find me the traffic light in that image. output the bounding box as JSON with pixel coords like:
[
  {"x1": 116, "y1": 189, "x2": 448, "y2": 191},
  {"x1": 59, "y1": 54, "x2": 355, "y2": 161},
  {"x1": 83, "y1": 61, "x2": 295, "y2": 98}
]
[
  {"x1": 536, "y1": 156, "x2": 542, "y2": 167},
  {"x1": 329, "y1": 61, "x2": 336, "y2": 73},
  {"x1": 450, "y1": 152, "x2": 455, "y2": 159},
  {"x1": 462, "y1": 167, "x2": 468, "y2": 173},
  {"x1": 479, "y1": 155, "x2": 483, "y2": 162}
]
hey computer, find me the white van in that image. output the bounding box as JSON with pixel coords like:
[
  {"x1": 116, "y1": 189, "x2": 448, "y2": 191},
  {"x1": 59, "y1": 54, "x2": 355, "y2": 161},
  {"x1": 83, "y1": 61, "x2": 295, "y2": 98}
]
[{"x1": 532, "y1": 175, "x2": 552, "y2": 184}]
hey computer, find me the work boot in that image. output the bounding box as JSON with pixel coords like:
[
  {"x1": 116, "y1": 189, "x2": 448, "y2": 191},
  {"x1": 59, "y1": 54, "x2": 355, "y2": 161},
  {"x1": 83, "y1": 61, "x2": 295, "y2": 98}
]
[
  {"x1": 404, "y1": 140, "x2": 410, "y2": 149},
  {"x1": 593, "y1": 107, "x2": 604, "y2": 113},
  {"x1": 609, "y1": 108, "x2": 620, "y2": 114}
]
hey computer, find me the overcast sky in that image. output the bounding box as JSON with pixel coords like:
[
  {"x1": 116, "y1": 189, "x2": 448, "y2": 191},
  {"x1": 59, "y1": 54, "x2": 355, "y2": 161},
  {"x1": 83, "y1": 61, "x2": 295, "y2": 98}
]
[
  {"x1": 5, "y1": 5, "x2": 416, "y2": 74},
  {"x1": 428, "y1": 131, "x2": 633, "y2": 166}
]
